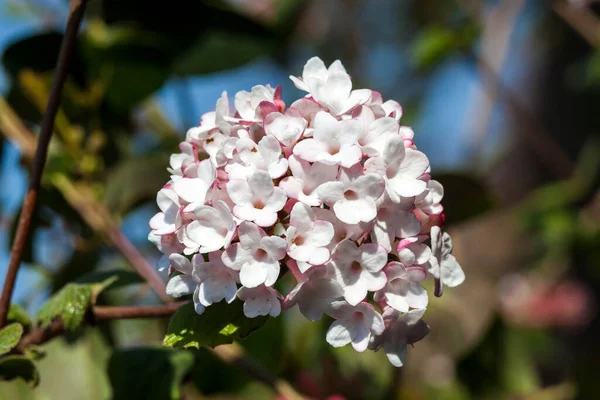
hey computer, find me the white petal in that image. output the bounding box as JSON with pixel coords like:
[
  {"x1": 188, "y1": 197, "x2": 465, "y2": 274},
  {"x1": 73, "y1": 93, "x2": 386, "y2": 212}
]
[{"x1": 166, "y1": 275, "x2": 196, "y2": 298}]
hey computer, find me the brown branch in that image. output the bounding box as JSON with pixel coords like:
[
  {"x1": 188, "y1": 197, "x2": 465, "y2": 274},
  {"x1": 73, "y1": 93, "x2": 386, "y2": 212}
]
[
  {"x1": 0, "y1": 0, "x2": 89, "y2": 328},
  {"x1": 17, "y1": 302, "x2": 306, "y2": 399},
  {"x1": 553, "y1": 0, "x2": 600, "y2": 47}
]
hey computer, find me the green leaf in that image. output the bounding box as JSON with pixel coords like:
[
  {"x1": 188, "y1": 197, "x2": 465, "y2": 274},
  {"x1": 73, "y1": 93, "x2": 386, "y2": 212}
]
[
  {"x1": 36, "y1": 284, "x2": 92, "y2": 332},
  {"x1": 0, "y1": 356, "x2": 39, "y2": 387},
  {"x1": 102, "y1": 154, "x2": 170, "y2": 214},
  {"x1": 0, "y1": 324, "x2": 24, "y2": 356},
  {"x1": 108, "y1": 348, "x2": 194, "y2": 400},
  {"x1": 164, "y1": 301, "x2": 268, "y2": 349},
  {"x1": 2, "y1": 32, "x2": 87, "y2": 87},
  {"x1": 7, "y1": 305, "x2": 30, "y2": 328}
]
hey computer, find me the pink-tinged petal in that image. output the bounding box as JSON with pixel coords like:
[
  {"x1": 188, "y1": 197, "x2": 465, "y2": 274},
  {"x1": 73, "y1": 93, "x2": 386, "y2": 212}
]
[
  {"x1": 395, "y1": 211, "x2": 421, "y2": 238},
  {"x1": 398, "y1": 149, "x2": 429, "y2": 178},
  {"x1": 227, "y1": 180, "x2": 252, "y2": 205},
  {"x1": 261, "y1": 236, "x2": 287, "y2": 260},
  {"x1": 324, "y1": 72, "x2": 352, "y2": 101},
  {"x1": 289, "y1": 98, "x2": 322, "y2": 125},
  {"x1": 355, "y1": 174, "x2": 385, "y2": 199},
  {"x1": 268, "y1": 159, "x2": 289, "y2": 179},
  {"x1": 149, "y1": 212, "x2": 176, "y2": 234},
  {"x1": 312, "y1": 111, "x2": 339, "y2": 142},
  {"x1": 342, "y1": 279, "x2": 368, "y2": 306},
  {"x1": 361, "y1": 270, "x2": 387, "y2": 292},
  {"x1": 251, "y1": 209, "x2": 278, "y2": 227},
  {"x1": 240, "y1": 263, "x2": 269, "y2": 288},
  {"x1": 317, "y1": 181, "x2": 344, "y2": 205},
  {"x1": 303, "y1": 56, "x2": 328, "y2": 81},
  {"x1": 290, "y1": 202, "x2": 315, "y2": 232},
  {"x1": 402, "y1": 266, "x2": 427, "y2": 282},
  {"x1": 157, "y1": 189, "x2": 179, "y2": 213},
  {"x1": 326, "y1": 320, "x2": 352, "y2": 348},
  {"x1": 248, "y1": 170, "x2": 274, "y2": 200},
  {"x1": 292, "y1": 139, "x2": 327, "y2": 162},
  {"x1": 287, "y1": 154, "x2": 308, "y2": 181},
  {"x1": 350, "y1": 323, "x2": 371, "y2": 352},
  {"x1": 169, "y1": 254, "x2": 192, "y2": 275},
  {"x1": 308, "y1": 247, "x2": 331, "y2": 265},
  {"x1": 338, "y1": 145, "x2": 363, "y2": 168},
  {"x1": 307, "y1": 220, "x2": 335, "y2": 247},
  {"x1": 383, "y1": 136, "x2": 405, "y2": 166},
  {"x1": 289, "y1": 75, "x2": 308, "y2": 91},
  {"x1": 195, "y1": 159, "x2": 216, "y2": 183},
  {"x1": 173, "y1": 178, "x2": 209, "y2": 204},
  {"x1": 279, "y1": 176, "x2": 302, "y2": 200},
  {"x1": 359, "y1": 243, "x2": 387, "y2": 272},
  {"x1": 388, "y1": 175, "x2": 427, "y2": 198},
  {"x1": 233, "y1": 205, "x2": 262, "y2": 224},
  {"x1": 237, "y1": 221, "x2": 265, "y2": 249},
  {"x1": 412, "y1": 243, "x2": 432, "y2": 265},
  {"x1": 442, "y1": 255, "x2": 465, "y2": 287},
  {"x1": 166, "y1": 275, "x2": 196, "y2": 298},
  {"x1": 264, "y1": 187, "x2": 287, "y2": 211},
  {"x1": 406, "y1": 284, "x2": 428, "y2": 309},
  {"x1": 221, "y1": 243, "x2": 253, "y2": 270}
]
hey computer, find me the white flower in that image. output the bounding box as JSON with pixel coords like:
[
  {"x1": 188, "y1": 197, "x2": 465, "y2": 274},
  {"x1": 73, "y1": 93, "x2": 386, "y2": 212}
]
[
  {"x1": 285, "y1": 202, "x2": 334, "y2": 265},
  {"x1": 330, "y1": 240, "x2": 388, "y2": 305},
  {"x1": 181, "y1": 200, "x2": 235, "y2": 254},
  {"x1": 415, "y1": 179, "x2": 444, "y2": 215},
  {"x1": 226, "y1": 135, "x2": 288, "y2": 179},
  {"x1": 293, "y1": 111, "x2": 362, "y2": 168},
  {"x1": 428, "y1": 226, "x2": 465, "y2": 296},
  {"x1": 186, "y1": 91, "x2": 231, "y2": 141},
  {"x1": 282, "y1": 263, "x2": 343, "y2": 321},
  {"x1": 165, "y1": 254, "x2": 205, "y2": 315},
  {"x1": 171, "y1": 159, "x2": 216, "y2": 206},
  {"x1": 264, "y1": 108, "x2": 307, "y2": 147},
  {"x1": 237, "y1": 284, "x2": 282, "y2": 318},
  {"x1": 233, "y1": 84, "x2": 279, "y2": 123},
  {"x1": 365, "y1": 136, "x2": 429, "y2": 202},
  {"x1": 149, "y1": 186, "x2": 184, "y2": 235},
  {"x1": 222, "y1": 222, "x2": 287, "y2": 288},
  {"x1": 313, "y1": 208, "x2": 365, "y2": 251},
  {"x1": 381, "y1": 100, "x2": 402, "y2": 121},
  {"x1": 279, "y1": 155, "x2": 338, "y2": 207},
  {"x1": 226, "y1": 170, "x2": 287, "y2": 227},
  {"x1": 369, "y1": 308, "x2": 429, "y2": 367},
  {"x1": 325, "y1": 300, "x2": 384, "y2": 352},
  {"x1": 370, "y1": 200, "x2": 421, "y2": 252},
  {"x1": 317, "y1": 173, "x2": 385, "y2": 225},
  {"x1": 374, "y1": 262, "x2": 428, "y2": 312},
  {"x1": 192, "y1": 252, "x2": 238, "y2": 307},
  {"x1": 354, "y1": 106, "x2": 400, "y2": 157},
  {"x1": 168, "y1": 142, "x2": 196, "y2": 176},
  {"x1": 396, "y1": 236, "x2": 432, "y2": 266},
  {"x1": 290, "y1": 57, "x2": 371, "y2": 116}
]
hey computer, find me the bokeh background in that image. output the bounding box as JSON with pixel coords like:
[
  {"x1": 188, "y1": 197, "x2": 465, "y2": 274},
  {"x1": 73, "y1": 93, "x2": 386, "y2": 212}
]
[{"x1": 0, "y1": 0, "x2": 599, "y2": 399}]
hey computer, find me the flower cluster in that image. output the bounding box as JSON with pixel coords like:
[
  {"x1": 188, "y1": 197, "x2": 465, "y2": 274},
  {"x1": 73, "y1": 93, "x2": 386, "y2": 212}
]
[{"x1": 149, "y1": 57, "x2": 465, "y2": 367}]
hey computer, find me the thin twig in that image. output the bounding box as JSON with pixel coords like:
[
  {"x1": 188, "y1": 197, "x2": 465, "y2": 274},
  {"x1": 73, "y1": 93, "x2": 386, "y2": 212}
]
[
  {"x1": 0, "y1": 97, "x2": 170, "y2": 303},
  {"x1": 17, "y1": 302, "x2": 306, "y2": 399},
  {"x1": 0, "y1": 0, "x2": 88, "y2": 328},
  {"x1": 455, "y1": 0, "x2": 576, "y2": 179},
  {"x1": 553, "y1": 0, "x2": 600, "y2": 47}
]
